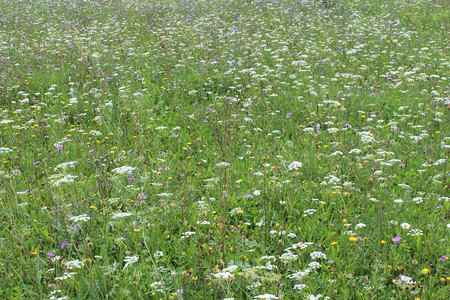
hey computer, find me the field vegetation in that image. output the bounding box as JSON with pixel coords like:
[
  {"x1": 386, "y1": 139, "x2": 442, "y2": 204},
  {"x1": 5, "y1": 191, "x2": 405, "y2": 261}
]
[{"x1": 0, "y1": 0, "x2": 448, "y2": 299}]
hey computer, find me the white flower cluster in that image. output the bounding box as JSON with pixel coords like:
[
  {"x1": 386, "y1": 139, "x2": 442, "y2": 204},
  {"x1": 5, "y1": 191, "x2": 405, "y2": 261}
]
[
  {"x1": 112, "y1": 165, "x2": 135, "y2": 174},
  {"x1": 69, "y1": 214, "x2": 90, "y2": 222},
  {"x1": 288, "y1": 161, "x2": 302, "y2": 170},
  {"x1": 123, "y1": 255, "x2": 139, "y2": 270},
  {"x1": 65, "y1": 260, "x2": 85, "y2": 269}
]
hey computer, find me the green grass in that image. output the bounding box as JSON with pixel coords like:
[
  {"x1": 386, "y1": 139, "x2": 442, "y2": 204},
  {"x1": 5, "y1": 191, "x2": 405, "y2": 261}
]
[{"x1": 0, "y1": 0, "x2": 448, "y2": 299}]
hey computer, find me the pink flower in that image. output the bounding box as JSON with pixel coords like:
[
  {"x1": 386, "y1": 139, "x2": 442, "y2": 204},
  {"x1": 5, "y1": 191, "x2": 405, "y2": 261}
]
[{"x1": 392, "y1": 236, "x2": 402, "y2": 244}]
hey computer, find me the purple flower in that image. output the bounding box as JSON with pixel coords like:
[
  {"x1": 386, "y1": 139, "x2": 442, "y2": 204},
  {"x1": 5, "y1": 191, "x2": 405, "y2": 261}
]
[
  {"x1": 286, "y1": 113, "x2": 292, "y2": 118},
  {"x1": 439, "y1": 255, "x2": 447, "y2": 262},
  {"x1": 399, "y1": 163, "x2": 405, "y2": 167},
  {"x1": 392, "y1": 236, "x2": 402, "y2": 244},
  {"x1": 137, "y1": 193, "x2": 147, "y2": 200},
  {"x1": 47, "y1": 252, "x2": 55, "y2": 259},
  {"x1": 56, "y1": 144, "x2": 63, "y2": 152},
  {"x1": 33, "y1": 161, "x2": 40, "y2": 166},
  {"x1": 370, "y1": 93, "x2": 376, "y2": 96},
  {"x1": 246, "y1": 194, "x2": 254, "y2": 199},
  {"x1": 60, "y1": 241, "x2": 69, "y2": 250}
]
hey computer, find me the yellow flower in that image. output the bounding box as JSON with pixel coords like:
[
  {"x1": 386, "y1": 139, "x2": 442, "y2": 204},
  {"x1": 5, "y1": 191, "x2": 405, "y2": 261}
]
[
  {"x1": 349, "y1": 237, "x2": 357, "y2": 242},
  {"x1": 421, "y1": 268, "x2": 430, "y2": 275},
  {"x1": 331, "y1": 242, "x2": 338, "y2": 246},
  {"x1": 381, "y1": 240, "x2": 386, "y2": 244},
  {"x1": 343, "y1": 219, "x2": 348, "y2": 223},
  {"x1": 133, "y1": 228, "x2": 140, "y2": 233},
  {"x1": 31, "y1": 251, "x2": 37, "y2": 255}
]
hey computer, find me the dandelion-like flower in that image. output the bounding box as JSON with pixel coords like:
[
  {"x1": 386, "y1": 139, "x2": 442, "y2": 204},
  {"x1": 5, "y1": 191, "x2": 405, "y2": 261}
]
[{"x1": 400, "y1": 223, "x2": 411, "y2": 229}]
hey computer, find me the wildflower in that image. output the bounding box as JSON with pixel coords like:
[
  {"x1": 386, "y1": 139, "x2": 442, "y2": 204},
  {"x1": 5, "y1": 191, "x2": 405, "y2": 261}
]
[
  {"x1": 153, "y1": 251, "x2": 164, "y2": 258},
  {"x1": 69, "y1": 214, "x2": 90, "y2": 222},
  {"x1": 65, "y1": 260, "x2": 85, "y2": 269},
  {"x1": 288, "y1": 161, "x2": 302, "y2": 170},
  {"x1": 392, "y1": 236, "x2": 402, "y2": 244},
  {"x1": 331, "y1": 242, "x2": 338, "y2": 246},
  {"x1": 254, "y1": 294, "x2": 279, "y2": 300},
  {"x1": 421, "y1": 268, "x2": 430, "y2": 275},
  {"x1": 112, "y1": 166, "x2": 135, "y2": 175},
  {"x1": 60, "y1": 241, "x2": 68, "y2": 250},
  {"x1": 68, "y1": 224, "x2": 79, "y2": 232},
  {"x1": 280, "y1": 252, "x2": 298, "y2": 263},
  {"x1": 123, "y1": 255, "x2": 139, "y2": 270},
  {"x1": 137, "y1": 193, "x2": 147, "y2": 200},
  {"x1": 310, "y1": 251, "x2": 327, "y2": 260},
  {"x1": 51, "y1": 174, "x2": 78, "y2": 186},
  {"x1": 349, "y1": 236, "x2": 357, "y2": 242},
  {"x1": 355, "y1": 223, "x2": 366, "y2": 229},
  {"x1": 293, "y1": 283, "x2": 307, "y2": 290},
  {"x1": 407, "y1": 229, "x2": 423, "y2": 236},
  {"x1": 112, "y1": 212, "x2": 132, "y2": 219},
  {"x1": 213, "y1": 271, "x2": 234, "y2": 280},
  {"x1": 400, "y1": 223, "x2": 411, "y2": 229},
  {"x1": 308, "y1": 261, "x2": 322, "y2": 270},
  {"x1": 47, "y1": 252, "x2": 56, "y2": 259},
  {"x1": 438, "y1": 256, "x2": 447, "y2": 262},
  {"x1": 0, "y1": 147, "x2": 13, "y2": 154}
]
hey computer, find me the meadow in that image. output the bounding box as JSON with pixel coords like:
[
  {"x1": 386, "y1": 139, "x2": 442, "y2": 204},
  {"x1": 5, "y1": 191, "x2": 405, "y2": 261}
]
[{"x1": 0, "y1": 0, "x2": 448, "y2": 299}]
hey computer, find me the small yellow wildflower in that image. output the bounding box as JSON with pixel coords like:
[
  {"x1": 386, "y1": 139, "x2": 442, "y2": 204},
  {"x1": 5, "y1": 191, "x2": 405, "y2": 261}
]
[{"x1": 421, "y1": 268, "x2": 430, "y2": 275}]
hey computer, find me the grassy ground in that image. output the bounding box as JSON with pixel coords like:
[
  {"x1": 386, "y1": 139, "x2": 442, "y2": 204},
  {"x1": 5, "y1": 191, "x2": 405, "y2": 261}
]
[{"x1": 0, "y1": 0, "x2": 448, "y2": 299}]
